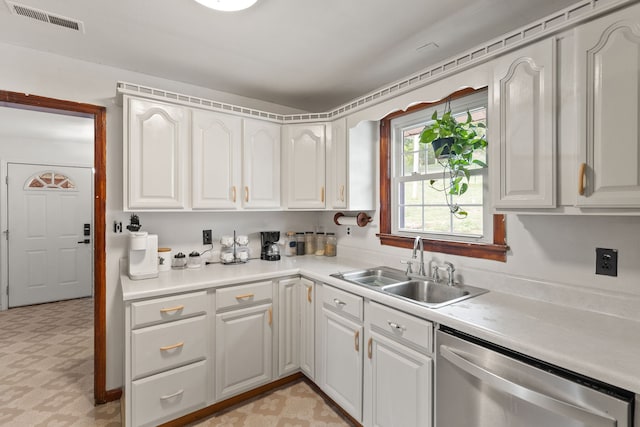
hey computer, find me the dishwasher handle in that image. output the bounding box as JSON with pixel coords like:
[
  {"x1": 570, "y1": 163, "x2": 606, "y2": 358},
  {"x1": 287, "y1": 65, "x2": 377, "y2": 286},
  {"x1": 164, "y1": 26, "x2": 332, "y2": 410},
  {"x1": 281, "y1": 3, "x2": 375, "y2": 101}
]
[{"x1": 440, "y1": 345, "x2": 617, "y2": 427}]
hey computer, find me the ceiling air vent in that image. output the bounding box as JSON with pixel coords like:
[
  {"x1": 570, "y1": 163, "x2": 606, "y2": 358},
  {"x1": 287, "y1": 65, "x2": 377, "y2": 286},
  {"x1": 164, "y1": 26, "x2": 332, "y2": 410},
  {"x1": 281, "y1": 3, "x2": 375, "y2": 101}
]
[{"x1": 5, "y1": 1, "x2": 84, "y2": 32}]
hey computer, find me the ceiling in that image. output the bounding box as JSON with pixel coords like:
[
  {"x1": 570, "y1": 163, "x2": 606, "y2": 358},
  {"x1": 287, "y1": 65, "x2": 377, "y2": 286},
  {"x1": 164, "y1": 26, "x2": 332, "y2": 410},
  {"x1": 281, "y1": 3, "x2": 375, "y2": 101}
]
[{"x1": 0, "y1": 0, "x2": 578, "y2": 112}]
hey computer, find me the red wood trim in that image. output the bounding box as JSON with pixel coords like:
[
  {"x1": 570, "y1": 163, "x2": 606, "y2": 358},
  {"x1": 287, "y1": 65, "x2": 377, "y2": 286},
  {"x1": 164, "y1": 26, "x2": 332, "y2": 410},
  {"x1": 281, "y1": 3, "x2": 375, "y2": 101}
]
[
  {"x1": 378, "y1": 87, "x2": 508, "y2": 262},
  {"x1": 0, "y1": 90, "x2": 109, "y2": 403},
  {"x1": 378, "y1": 232, "x2": 507, "y2": 262}
]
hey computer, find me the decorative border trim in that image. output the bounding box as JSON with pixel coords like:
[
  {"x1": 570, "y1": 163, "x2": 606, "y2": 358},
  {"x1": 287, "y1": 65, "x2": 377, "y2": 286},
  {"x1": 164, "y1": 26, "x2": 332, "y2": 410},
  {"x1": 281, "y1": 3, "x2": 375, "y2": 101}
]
[{"x1": 118, "y1": 0, "x2": 634, "y2": 124}]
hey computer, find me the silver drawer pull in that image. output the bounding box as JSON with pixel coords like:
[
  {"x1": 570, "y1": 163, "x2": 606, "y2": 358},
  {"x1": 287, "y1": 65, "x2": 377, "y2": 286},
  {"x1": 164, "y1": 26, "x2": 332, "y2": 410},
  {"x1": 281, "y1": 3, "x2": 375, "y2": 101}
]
[
  {"x1": 160, "y1": 389, "x2": 184, "y2": 400},
  {"x1": 387, "y1": 321, "x2": 406, "y2": 331},
  {"x1": 333, "y1": 298, "x2": 346, "y2": 306}
]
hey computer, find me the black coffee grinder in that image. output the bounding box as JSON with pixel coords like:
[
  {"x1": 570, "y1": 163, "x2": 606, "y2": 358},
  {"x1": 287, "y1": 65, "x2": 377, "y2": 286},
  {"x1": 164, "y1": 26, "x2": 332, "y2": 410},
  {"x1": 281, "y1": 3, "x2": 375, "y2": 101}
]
[{"x1": 260, "y1": 231, "x2": 281, "y2": 261}]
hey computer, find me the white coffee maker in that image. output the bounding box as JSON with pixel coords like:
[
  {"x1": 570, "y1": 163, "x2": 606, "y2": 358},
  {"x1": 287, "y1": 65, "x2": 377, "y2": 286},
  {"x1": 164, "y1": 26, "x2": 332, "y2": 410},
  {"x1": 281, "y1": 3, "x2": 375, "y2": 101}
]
[{"x1": 128, "y1": 231, "x2": 159, "y2": 280}]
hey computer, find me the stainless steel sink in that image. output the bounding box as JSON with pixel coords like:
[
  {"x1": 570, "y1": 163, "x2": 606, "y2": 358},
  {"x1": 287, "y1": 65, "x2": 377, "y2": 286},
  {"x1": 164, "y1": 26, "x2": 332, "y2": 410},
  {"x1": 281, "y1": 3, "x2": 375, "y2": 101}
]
[
  {"x1": 331, "y1": 266, "x2": 488, "y2": 308},
  {"x1": 330, "y1": 266, "x2": 409, "y2": 287},
  {"x1": 381, "y1": 280, "x2": 487, "y2": 308}
]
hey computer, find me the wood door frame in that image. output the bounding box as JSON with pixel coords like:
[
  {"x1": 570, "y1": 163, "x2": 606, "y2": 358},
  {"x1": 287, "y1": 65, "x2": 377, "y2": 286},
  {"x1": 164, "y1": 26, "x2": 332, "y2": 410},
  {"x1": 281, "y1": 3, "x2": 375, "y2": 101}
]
[{"x1": 0, "y1": 90, "x2": 114, "y2": 404}]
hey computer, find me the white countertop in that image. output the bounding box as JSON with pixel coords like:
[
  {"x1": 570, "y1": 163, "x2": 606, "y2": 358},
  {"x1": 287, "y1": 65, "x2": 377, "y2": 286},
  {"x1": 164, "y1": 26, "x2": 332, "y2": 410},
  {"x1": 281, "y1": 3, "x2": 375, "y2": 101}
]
[{"x1": 121, "y1": 256, "x2": 640, "y2": 395}]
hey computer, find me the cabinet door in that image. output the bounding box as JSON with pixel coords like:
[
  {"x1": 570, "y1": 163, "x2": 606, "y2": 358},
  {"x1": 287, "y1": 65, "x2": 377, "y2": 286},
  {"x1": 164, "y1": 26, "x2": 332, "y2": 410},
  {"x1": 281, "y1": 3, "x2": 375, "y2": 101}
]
[
  {"x1": 191, "y1": 110, "x2": 241, "y2": 209},
  {"x1": 319, "y1": 306, "x2": 363, "y2": 422},
  {"x1": 576, "y1": 3, "x2": 640, "y2": 207},
  {"x1": 125, "y1": 97, "x2": 188, "y2": 210},
  {"x1": 328, "y1": 118, "x2": 348, "y2": 209},
  {"x1": 299, "y1": 278, "x2": 315, "y2": 379},
  {"x1": 364, "y1": 331, "x2": 432, "y2": 427},
  {"x1": 278, "y1": 278, "x2": 300, "y2": 377},
  {"x1": 242, "y1": 119, "x2": 281, "y2": 208},
  {"x1": 283, "y1": 124, "x2": 326, "y2": 208},
  {"x1": 491, "y1": 38, "x2": 556, "y2": 208},
  {"x1": 215, "y1": 303, "x2": 273, "y2": 400}
]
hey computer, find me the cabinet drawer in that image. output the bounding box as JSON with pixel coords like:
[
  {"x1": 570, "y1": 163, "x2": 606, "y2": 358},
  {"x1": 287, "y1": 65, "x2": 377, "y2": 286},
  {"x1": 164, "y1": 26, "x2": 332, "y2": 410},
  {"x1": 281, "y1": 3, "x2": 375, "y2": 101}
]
[
  {"x1": 131, "y1": 291, "x2": 207, "y2": 329},
  {"x1": 132, "y1": 315, "x2": 207, "y2": 380},
  {"x1": 216, "y1": 280, "x2": 272, "y2": 311},
  {"x1": 322, "y1": 284, "x2": 363, "y2": 321},
  {"x1": 131, "y1": 360, "x2": 207, "y2": 427},
  {"x1": 369, "y1": 301, "x2": 432, "y2": 352}
]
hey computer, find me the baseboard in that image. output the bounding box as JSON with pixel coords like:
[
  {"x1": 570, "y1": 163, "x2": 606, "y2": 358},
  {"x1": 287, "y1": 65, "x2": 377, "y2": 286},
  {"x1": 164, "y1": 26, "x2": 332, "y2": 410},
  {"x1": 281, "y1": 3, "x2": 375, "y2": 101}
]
[{"x1": 159, "y1": 373, "x2": 304, "y2": 427}]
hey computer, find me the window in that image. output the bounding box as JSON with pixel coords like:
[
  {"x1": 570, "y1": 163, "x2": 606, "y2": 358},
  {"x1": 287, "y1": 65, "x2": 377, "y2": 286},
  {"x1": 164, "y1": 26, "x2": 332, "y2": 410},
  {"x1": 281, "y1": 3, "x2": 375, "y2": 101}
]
[
  {"x1": 25, "y1": 171, "x2": 76, "y2": 190},
  {"x1": 379, "y1": 88, "x2": 507, "y2": 261}
]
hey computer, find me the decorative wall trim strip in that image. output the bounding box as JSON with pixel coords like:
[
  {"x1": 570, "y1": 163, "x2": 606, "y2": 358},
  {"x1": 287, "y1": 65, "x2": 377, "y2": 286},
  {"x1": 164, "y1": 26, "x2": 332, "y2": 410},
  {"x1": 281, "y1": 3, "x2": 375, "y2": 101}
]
[{"x1": 117, "y1": 0, "x2": 634, "y2": 124}]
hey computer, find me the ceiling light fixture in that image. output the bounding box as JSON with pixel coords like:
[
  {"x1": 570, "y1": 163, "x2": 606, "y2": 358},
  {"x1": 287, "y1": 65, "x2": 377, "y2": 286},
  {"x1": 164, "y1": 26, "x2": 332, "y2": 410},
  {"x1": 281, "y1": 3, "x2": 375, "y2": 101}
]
[{"x1": 193, "y1": 0, "x2": 258, "y2": 12}]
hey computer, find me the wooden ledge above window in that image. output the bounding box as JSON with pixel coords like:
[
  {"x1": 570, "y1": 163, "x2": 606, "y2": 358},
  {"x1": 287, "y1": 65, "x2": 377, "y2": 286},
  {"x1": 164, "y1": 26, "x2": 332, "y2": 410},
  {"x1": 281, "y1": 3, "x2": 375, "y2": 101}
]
[{"x1": 377, "y1": 218, "x2": 508, "y2": 262}]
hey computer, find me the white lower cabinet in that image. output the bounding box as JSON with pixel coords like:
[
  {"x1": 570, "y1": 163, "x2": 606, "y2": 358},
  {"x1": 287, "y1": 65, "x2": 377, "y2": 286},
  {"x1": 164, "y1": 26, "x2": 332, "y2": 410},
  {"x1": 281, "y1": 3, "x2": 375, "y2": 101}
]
[
  {"x1": 215, "y1": 302, "x2": 273, "y2": 400},
  {"x1": 299, "y1": 279, "x2": 315, "y2": 379},
  {"x1": 318, "y1": 284, "x2": 364, "y2": 423},
  {"x1": 277, "y1": 277, "x2": 315, "y2": 379},
  {"x1": 131, "y1": 360, "x2": 207, "y2": 427},
  {"x1": 124, "y1": 279, "x2": 434, "y2": 427},
  {"x1": 278, "y1": 278, "x2": 301, "y2": 377},
  {"x1": 124, "y1": 290, "x2": 210, "y2": 427},
  {"x1": 363, "y1": 301, "x2": 433, "y2": 427}
]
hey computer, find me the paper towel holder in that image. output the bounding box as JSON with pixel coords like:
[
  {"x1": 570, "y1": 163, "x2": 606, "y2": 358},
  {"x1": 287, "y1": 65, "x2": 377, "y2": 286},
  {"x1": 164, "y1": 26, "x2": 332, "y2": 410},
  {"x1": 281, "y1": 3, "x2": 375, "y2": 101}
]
[{"x1": 333, "y1": 212, "x2": 372, "y2": 227}]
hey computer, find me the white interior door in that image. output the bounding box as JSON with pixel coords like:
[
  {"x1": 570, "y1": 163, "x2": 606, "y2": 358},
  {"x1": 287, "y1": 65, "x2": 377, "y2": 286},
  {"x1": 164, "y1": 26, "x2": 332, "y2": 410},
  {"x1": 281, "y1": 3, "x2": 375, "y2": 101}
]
[{"x1": 7, "y1": 163, "x2": 93, "y2": 307}]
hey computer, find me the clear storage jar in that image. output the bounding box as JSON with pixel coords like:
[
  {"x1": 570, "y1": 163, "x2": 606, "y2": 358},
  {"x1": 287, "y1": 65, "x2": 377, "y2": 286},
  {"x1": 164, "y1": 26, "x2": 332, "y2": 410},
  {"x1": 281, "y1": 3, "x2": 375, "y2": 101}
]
[
  {"x1": 315, "y1": 232, "x2": 325, "y2": 256},
  {"x1": 296, "y1": 232, "x2": 305, "y2": 255},
  {"x1": 285, "y1": 231, "x2": 297, "y2": 257},
  {"x1": 324, "y1": 232, "x2": 337, "y2": 257},
  {"x1": 305, "y1": 231, "x2": 315, "y2": 255}
]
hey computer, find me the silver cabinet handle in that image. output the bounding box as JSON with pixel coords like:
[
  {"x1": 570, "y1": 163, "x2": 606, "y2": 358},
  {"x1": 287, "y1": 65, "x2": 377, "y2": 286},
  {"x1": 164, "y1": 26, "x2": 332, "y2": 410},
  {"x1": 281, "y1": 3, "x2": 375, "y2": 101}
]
[
  {"x1": 333, "y1": 298, "x2": 346, "y2": 306},
  {"x1": 387, "y1": 321, "x2": 405, "y2": 331},
  {"x1": 439, "y1": 345, "x2": 617, "y2": 427},
  {"x1": 160, "y1": 389, "x2": 184, "y2": 400}
]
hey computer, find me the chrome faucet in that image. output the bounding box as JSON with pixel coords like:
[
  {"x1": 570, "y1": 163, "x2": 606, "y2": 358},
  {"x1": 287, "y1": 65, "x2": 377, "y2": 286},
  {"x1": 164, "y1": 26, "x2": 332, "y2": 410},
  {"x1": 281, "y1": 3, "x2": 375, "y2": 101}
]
[
  {"x1": 411, "y1": 236, "x2": 426, "y2": 276},
  {"x1": 444, "y1": 261, "x2": 455, "y2": 286}
]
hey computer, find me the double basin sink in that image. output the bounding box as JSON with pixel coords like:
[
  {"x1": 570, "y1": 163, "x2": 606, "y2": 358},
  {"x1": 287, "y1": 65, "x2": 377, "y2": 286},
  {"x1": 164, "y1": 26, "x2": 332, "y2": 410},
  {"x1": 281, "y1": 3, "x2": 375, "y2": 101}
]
[{"x1": 330, "y1": 266, "x2": 487, "y2": 309}]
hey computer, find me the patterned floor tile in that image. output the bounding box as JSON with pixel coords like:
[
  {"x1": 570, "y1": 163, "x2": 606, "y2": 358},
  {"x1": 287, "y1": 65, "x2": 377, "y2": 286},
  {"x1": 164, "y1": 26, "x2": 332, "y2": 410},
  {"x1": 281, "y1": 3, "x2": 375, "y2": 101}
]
[{"x1": 1, "y1": 299, "x2": 354, "y2": 426}]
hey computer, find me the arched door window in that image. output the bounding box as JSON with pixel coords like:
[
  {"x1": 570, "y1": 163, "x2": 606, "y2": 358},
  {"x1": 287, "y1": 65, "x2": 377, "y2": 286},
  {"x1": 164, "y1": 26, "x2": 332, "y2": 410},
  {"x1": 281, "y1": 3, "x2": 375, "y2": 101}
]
[{"x1": 24, "y1": 171, "x2": 76, "y2": 190}]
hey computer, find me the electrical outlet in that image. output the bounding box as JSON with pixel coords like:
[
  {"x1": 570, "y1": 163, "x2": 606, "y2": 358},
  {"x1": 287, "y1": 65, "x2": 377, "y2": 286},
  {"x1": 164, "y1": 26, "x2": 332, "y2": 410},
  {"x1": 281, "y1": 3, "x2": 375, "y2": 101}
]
[
  {"x1": 595, "y1": 248, "x2": 618, "y2": 277},
  {"x1": 202, "y1": 229, "x2": 212, "y2": 245}
]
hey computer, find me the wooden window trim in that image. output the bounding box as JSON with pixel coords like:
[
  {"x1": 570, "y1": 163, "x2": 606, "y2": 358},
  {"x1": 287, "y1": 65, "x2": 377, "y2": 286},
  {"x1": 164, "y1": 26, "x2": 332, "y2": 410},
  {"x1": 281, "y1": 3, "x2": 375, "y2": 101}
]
[{"x1": 378, "y1": 87, "x2": 508, "y2": 262}]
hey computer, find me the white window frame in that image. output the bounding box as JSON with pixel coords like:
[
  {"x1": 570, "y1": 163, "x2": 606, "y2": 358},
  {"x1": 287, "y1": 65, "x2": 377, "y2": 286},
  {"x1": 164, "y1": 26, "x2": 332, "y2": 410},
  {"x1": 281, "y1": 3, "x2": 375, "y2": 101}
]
[{"x1": 390, "y1": 90, "x2": 491, "y2": 243}]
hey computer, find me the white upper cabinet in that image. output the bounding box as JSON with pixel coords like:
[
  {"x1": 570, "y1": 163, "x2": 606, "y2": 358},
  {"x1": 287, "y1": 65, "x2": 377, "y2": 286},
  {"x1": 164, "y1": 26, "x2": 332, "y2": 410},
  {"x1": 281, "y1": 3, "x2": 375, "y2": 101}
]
[
  {"x1": 491, "y1": 38, "x2": 556, "y2": 209},
  {"x1": 328, "y1": 118, "x2": 348, "y2": 209},
  {"x1": 283, "y1": 124, "x2": 326, "y2": 209},
  {"x1": 575, "y1": 3, "x2": 640, "y2": 207},
  {"x1": 327, "y1": 119, "x2": 376, "y2": 211},
  {"x1": 191, "y1": 110, "x2": 242, "y2": 209},
  {"x1": 124, "y1": 96, "x2": 189, "y2": 210},
  {"x1": 242, "y1": 119, "x2": 281, "y2": 209}
]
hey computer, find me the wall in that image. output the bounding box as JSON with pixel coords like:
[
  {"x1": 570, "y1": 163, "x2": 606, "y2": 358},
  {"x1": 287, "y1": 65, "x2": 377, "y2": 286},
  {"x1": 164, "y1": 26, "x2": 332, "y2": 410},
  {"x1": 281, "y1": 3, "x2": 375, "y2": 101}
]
[{"x1": 0, "y1": 42, "x2": 316, "y2": 390}]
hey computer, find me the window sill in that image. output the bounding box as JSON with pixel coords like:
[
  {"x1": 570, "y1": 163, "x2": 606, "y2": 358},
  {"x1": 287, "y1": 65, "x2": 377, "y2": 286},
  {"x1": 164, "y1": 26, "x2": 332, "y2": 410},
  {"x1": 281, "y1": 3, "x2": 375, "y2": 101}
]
[{"x1": 377, "y1": 233, "x2": 508, "y2": 262}]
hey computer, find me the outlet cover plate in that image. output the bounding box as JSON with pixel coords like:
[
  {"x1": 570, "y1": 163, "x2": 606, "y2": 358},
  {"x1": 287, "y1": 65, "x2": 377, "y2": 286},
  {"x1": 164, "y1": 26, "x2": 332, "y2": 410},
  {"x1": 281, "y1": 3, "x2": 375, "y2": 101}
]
[
  {"x1": 202, "y1": 229, "x2": 212, "y2": 245},
  {"x1": 595, "y1": 247, "x2": 618, "y2": 277}
]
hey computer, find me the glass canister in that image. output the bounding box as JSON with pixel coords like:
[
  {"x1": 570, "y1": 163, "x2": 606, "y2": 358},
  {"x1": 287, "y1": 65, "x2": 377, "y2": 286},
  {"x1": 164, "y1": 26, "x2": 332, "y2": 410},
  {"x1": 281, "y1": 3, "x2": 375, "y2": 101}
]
[
  {"x1": 315, "y1": 232, "x2": 326, "y2": 256},
  {"x1": 172, "y1": 252, "x2": 187, "y2": 269},
  {"x1": 305, "y1": 231, "x2": 315, "y2": 255},
  {"x1": 285, "y1": 231, "x2": 297, "y2": 257},
  {"x1": 296, "y1": 232, "x2": 305, "y2": 255},
  {"x1": 324, "y1": 232, "x2": 337, "y2": 257},
  {"x1": 187, "y1": 251, "x2": 202, "y2": 268}
]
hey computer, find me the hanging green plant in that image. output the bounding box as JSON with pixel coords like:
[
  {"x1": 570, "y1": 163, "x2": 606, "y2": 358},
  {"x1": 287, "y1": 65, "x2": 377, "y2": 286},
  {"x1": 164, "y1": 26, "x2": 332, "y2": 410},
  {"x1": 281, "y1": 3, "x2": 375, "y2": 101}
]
[{"x1": 419, "y1": 109, "x2": 487, "y2": 218}]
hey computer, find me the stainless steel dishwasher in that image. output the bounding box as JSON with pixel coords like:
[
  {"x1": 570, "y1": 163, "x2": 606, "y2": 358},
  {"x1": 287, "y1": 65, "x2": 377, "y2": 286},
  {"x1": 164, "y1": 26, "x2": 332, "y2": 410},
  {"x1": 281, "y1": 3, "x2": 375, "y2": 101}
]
[{"x1": 436, "y1": 328, "x2": 635, "y2": 427}]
